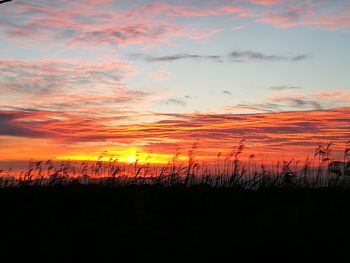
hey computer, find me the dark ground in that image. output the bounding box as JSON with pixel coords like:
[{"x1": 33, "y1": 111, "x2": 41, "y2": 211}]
[{"x1": 1, "y1": 185, "x2": 350, "y2": 261}]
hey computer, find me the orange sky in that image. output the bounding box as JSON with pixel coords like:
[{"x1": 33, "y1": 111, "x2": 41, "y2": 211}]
[{"x1": 1, "y1": 107, "x2": 349, "y2": 167}]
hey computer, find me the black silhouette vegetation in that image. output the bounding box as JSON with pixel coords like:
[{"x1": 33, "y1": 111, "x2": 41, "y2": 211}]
[{"x1": 1, "y1": 141, "x2": 350, "y2": 261}]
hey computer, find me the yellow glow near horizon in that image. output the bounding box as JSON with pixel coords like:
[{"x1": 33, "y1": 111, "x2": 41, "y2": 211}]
[{"x1": 54, "y1": 146, "x2": 183, "y2": 164}]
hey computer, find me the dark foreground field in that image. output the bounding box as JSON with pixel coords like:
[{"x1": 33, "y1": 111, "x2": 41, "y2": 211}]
[{"x1": 1, "y1": 185, "x2": 350, "y2": 261}]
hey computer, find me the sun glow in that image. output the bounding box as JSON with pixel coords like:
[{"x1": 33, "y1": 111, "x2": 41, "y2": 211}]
[
  {"x1": 58, "y1": 146, "x2": 173, "y2": 164},
  {"x1": 127, "y1": 155, "x2": 137, "y2": 163}
]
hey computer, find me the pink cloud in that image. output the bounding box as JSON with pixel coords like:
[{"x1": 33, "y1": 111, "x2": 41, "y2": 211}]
[
  {"x1": 189, "y1": 28, "x2": 222, "y2": 40},
  {"x1": 134, "y1": 3, "x2": 244, "y2": 18},
  {"x1": 1, "y1": 2, "x2": 188, "y2": 47},
  {"x1": 255, "y1": 2, "x2": 350, "y2": 30},
  {"x1": 0, "y1": 59, "x2": 151, "y2": 115},
  {"x1": 168, "y1": 5, "x2": 242, "y2": 17},
  {"x1": 0, "y1": 1, "x2": 253, "y2": 47},
  {"x1": 1, "y1": 0, "x2": 349, "y2": 48},
  {"x1": 248, "y1": 0, "x2": 281, "y2": 5},
  {"x1": 318, "y1": 18, "x2": 350, "y2": 26}
]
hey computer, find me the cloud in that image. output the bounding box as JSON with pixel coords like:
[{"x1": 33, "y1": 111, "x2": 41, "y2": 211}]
[
  {"x1": 255, "y1": 2, "x2": 350, "y2": 30},
  {"x1": 189, "y1": 28, "x2": 222, "y2": 40},
  {"x1": 135, "y1": 50, "x2": 309, "y2": 63},
  {"x1": 143, "y1": 53, "x2": 222, "y2": 62},
  {"x1": 1, "y1": 107, "x2": 349, "y2": 161},
  {"x1": 0, "y1": 111, "x2": 49, "y2": 137},
  {"x1": 1, "y1": 0, "x2": 348, "y2": 51},
  {"x1": 0, "y1": 1, "x2": 246, "y2": 47},
  {"x1": 226, "y1": 90, "x2": 350, "y2": 113},
  {"x1": 248, "y1": 0, "x2": 280, "y2": 5},
  {"x1": 271, "y1": 97, "x2": 323, "y2": 110},
  {"x1": 171, "y1": 5, "x2": 243, "y2": 17},
  {"x1": 0, "y1": 1, "x2": 188, "y2": 47},
  {"x1": 0, "y1": 59, "x2": 152, "y2": 116},
  {"x1": 269, "y1": 85, "x2": 301, "y2": 91},
  {"x1": 72, "y1": 23, "x2": 186, "y2": 46},
  {"x1": 228, "y1": 51, "x2": 308, "y2": 62},
  {"x1": 165, "y1": 98, "x2": 187, "y2": 107}
]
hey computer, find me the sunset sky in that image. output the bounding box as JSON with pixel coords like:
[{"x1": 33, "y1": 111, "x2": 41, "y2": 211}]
[{"x1": 0, "y1": 0, "x2": 349, "y2": 167}]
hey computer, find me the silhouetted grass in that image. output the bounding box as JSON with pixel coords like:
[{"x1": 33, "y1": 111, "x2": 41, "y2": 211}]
[
  {"x1": 1, "y1": 141, "x2": 349, "y2": 189},
  {"x1": 1, "y1": 142, "x2": 350, "y2": 261}
]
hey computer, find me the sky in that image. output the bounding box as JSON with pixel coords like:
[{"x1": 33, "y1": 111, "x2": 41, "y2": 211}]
[{"x1": 0, "y1": 0, "x2": 349, "y2": 167}]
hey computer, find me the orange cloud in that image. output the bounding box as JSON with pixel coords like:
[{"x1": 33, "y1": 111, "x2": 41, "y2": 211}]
[{"x1": 1, "y1": 108, "x2": 349, "y2": 163}]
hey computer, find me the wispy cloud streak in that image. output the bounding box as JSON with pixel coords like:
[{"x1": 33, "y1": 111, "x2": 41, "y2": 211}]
[
  {"x1": 134, "y1": 50, "x2": 309, "y2": 63},
  {"x1": 226, "y1": 90, "x2": 350, "y2": 113}
]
